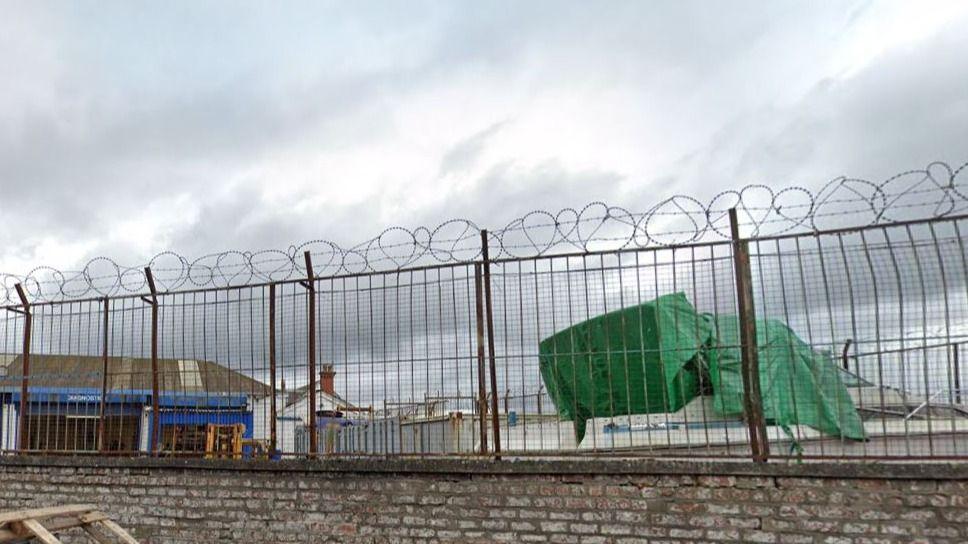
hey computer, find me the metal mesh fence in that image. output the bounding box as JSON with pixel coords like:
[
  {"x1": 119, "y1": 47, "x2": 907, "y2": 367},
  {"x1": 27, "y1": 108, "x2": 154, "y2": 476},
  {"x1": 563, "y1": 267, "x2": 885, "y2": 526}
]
[{"x1": 2, "y1": 191, "x2": 968, "y2": 462}]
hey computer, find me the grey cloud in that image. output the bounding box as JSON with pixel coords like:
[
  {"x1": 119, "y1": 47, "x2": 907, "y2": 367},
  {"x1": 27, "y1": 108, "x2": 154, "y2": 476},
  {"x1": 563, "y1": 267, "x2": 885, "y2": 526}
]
[
  {"x1": 438, "y1": 121, "x2": 507, "y2": 177},
  {"x1": 429, "y1": 160, "x2": 625, "y2": 229},
  {"x1": 4, "y1": 1, "x2": 952, "y2": 276},
  {"x1": 658, "y1": 18, "x2": 968, "y2": 208},
  {"x1": 1, "y1": 1, "x2": 966, "y2": 413}
]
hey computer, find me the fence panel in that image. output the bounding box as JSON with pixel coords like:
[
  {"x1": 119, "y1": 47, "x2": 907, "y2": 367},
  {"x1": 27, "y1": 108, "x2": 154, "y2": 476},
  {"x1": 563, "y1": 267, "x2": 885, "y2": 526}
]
[
  {"x1": 747, "y1": 217, "x2": 968, "y2": 459},
  {"x1": 1, "y1": 196, "x2": 968, "y2": 462},
  {"x1": 485, "y1": 242, "x2": 753, "y2": 457}
]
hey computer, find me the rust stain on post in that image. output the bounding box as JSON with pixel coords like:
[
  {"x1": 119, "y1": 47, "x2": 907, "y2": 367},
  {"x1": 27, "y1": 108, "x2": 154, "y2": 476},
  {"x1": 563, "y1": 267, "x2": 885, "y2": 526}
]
[
  {"x1": 14, "y1": 284, "x2": 30, "y2": 451},
  {"x1": 98, "y1": 297, "x2": 110, "y2": 453},
  {"x1": 474, "y1": 263, "x2": 488, "y2": 455},
  {"x1": 144, "y1": 267, "x2": 160, "y2": 456},
  {"x1": 269, "y1": 283, "x2": 278, "y2": 454},
  {"x1": 728, "y1": 208, "x2": 770, "y2": 463},
  {"x1": 304, "y1": 251, "x2": 318, "y2": 456},
  {"x1": 481, "y1": 230, "x2": 502, "y2": 459}
]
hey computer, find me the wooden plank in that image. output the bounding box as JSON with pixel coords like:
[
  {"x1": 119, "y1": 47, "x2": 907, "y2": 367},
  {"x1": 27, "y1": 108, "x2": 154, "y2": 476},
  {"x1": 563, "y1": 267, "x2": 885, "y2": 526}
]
[
  {"x1": 0, "y1": 527, "x2": 19, "y2": 543},
  {"x1": 79, "y1": 512, "x2": 109, "y2": 524},
  {"x1": 95, "y1": 520, "x2": 140, "y2": 544},
  {"x1": 1, "y1": 516, "x2": 89, "y2": 543},
  {"x1": 81, "y1": 525, "x2": 114, "y2": 544},
  {"x1": 0, "y1": 506, "x2": 134, "y2": 544},
  {"x1": 0, "y1": 505, "x2": 97, "y2": 525},
  {"x1": 20, "y1": 519, "x2": 61, "y2": 544}
]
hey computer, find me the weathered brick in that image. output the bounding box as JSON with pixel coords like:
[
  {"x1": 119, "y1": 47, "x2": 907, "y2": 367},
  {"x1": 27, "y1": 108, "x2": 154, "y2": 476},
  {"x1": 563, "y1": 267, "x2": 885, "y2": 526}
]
[
  {"x1": 569, "y1": 523, "x2": 598, "y2": 534},
  {"x1": 0, "y1": 459, "x2": 964, "y2": 544},
  {"x1": 743, "y1": 530, "x2": 778, "y2": 543},
  {"x1": 541, "y1": 521, "x2": 569, "y2": 533}
]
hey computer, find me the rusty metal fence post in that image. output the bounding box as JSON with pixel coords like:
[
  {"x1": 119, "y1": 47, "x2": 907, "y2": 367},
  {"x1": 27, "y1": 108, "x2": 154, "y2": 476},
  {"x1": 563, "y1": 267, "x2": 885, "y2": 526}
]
[
  {"x1": 141, "y1": 267, "x2": 160, "y2": 455},
  {"x1": 268, "y1": 283, "x2": 278, "y2": 455},
  {"x1": 12, "y1": 284, "x2": 31, "y2": 451},
  {"x1": 728, "y1": 208, "x2": 770, "y2": 462},
  {"x1": 302, "y1": 251, "x2": 318, "y2": 456},
  {"x1": 480, "y1": 229, "x2": 502, "y2": 459},
  {"x1": 473, "y1": 263, "x2": 489, "y2": 455},
  {"x1": 98, "y1": 296, "x2": 110, "y2": 453}
]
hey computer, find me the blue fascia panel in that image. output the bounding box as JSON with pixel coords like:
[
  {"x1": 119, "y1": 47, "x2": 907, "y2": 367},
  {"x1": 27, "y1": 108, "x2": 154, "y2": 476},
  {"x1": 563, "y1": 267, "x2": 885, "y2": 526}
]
[
  {"x1": 1, "y1": 387, "x2": 249, "y2": 408},
  {"x1": 149, "y1": 410, "x2": 255, "y2": 443}
]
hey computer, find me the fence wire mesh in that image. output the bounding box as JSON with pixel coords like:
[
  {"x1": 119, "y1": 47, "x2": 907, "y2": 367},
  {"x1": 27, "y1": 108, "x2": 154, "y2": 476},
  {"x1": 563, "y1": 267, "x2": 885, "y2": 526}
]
[{"x1": 2, "y1": 162, "x2": 968, "y2": 462}]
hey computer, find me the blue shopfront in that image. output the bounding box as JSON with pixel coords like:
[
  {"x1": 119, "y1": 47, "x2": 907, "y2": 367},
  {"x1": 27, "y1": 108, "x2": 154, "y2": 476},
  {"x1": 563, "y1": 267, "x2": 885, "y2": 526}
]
[{"x1": 0, "y1": 387, "x2": 253, "y2": 453}]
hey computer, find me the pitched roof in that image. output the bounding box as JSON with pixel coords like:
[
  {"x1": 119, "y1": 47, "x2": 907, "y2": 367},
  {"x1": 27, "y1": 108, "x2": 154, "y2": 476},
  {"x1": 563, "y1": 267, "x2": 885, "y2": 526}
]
[
  {"x1": 0, "y1": 353, "x2": 270, "y2": 397},
  {"x1": 283, "y1": 380, "x2": 350, "y2": 409}
]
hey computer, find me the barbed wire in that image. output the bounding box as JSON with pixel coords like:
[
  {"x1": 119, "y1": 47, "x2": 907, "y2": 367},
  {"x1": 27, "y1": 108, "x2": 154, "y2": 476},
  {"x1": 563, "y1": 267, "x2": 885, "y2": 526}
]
[{"x1": 2, "y1": 159, "x2": 966, "y2": 304}]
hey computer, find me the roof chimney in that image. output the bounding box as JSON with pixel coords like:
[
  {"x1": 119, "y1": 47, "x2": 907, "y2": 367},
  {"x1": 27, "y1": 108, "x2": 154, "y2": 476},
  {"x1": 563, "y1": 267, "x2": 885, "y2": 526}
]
[{"x1": 320, "y1": 364, "x2": 336, "y2": 397}]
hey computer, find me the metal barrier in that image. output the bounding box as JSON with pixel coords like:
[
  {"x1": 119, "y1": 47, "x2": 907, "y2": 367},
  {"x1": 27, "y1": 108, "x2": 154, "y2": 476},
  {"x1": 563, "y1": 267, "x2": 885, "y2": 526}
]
[{"x1": 2, "y1": 161, "x2": 968, "y2": 462}]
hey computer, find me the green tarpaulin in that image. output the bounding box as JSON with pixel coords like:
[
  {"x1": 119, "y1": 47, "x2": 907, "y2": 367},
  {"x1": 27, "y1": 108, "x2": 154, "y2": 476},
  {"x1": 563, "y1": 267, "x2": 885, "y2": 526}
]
[
  {"x1": 538, "y1": 292, "x2": 866, "y2": 445},
  {"x1": 538, "y1": 293, "x2": 712, "y2": 443},
  {"x1": 703, "y1": 314, "x2": 866, "y2": 441}
]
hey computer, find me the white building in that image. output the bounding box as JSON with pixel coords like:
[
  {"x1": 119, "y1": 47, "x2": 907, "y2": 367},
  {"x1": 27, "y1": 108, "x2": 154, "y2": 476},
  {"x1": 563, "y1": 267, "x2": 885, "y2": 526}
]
[{"x1": 276, "y1": 364, "x2": 360, "y2": 454}]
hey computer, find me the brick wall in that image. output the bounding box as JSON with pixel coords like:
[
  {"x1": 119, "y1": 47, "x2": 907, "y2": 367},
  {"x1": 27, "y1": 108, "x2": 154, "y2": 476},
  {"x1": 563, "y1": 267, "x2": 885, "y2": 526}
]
[{"x1": 0, "y1": 457, "x2": 966, "y2": 543}]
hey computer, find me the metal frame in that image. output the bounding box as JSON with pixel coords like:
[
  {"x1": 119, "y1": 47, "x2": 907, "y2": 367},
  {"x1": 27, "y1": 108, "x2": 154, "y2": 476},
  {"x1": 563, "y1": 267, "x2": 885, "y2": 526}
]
[
  {"x1": 729, "y1": 208, "x2": 770, "y2": 462},
  {"x1": 140, "y1": 267, "x2": 160, "y2": 455},
  {"x1": 11, "y1": 284, "x2": 31, "y2": 451},
  {"x1": 301, "y1": 251, "x2": 318, "y2": 455},
  {"x1": 97, "y1": 296, "x2": 109, "y2": 453},
  {"x1": 1, "y1": 211, "x2": 967, "y2": 462}
]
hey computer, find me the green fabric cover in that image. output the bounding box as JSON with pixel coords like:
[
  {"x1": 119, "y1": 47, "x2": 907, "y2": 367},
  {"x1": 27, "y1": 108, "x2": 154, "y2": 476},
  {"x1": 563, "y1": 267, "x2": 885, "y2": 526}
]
[
  {"x1": 538, "y1": 293, "x2": 866, "y2": 445},
  {"x1": 538, "y1": 292, "x2": 712, "y2": 443},
  {"x1": 703, "y1": 315, "x2": 866, "y2": 441}
]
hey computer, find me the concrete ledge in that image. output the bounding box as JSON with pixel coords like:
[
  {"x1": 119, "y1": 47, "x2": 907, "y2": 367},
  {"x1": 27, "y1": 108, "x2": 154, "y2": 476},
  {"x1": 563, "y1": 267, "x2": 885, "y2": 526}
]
[{"x1": 1, "y1": 454, "x2": 967, "y2": 480}]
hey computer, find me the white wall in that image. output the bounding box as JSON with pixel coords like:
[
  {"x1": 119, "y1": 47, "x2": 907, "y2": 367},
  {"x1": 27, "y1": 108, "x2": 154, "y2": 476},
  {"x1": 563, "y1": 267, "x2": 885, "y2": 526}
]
[
  {"x1": 139, "y1": 408, "x2": 150, "y2": 452},
  {"x1": 278, "y1": 397, "x2": 308, "y2": 455},
  {"x1": 251, "y1": 397, "x2": 268, "y2": 441},
  {"x1": 274, "y1": 390, "x2": 346, "y2": 455},
  {"x1": 1, "y1": 404, "x2": 16, "y2": 451}
]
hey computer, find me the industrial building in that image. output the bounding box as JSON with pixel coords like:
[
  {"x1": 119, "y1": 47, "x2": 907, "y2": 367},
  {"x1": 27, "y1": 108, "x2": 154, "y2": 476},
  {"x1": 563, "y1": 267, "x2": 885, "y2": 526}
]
[{"x1": 0, "y1": 353, "x2": 271, "y2": 454}]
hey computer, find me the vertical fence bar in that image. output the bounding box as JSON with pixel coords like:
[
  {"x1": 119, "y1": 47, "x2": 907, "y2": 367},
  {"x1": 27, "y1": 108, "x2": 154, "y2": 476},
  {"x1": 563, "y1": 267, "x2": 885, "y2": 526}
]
[
  {"x1": 143, "y1": 267, "x2": 160, "y2": 456},
  {"x1": 955, "y1": 343, "x2": 962, "y2": 405},
  {"x1": 480, "y1": 230, "x2": 502, "y2": 458},
  {"x1": 98, "y1": 296, "x2": 110, "y2": 453},
  {"x1": 303, "y1": 251, "x2": 318, "y2": 456},
  {"x1": 13, "y1": 284, "x2": 31, "y2": 451},
  {"x1": 269, "y1": 283, "x2": 278, "y2": 455},
  {"x1": 728, "y1": 208, "x2": 770, "y2": 462},
  {"x1": 474, "y1": 263, "x2": 488, "y2": 455}
]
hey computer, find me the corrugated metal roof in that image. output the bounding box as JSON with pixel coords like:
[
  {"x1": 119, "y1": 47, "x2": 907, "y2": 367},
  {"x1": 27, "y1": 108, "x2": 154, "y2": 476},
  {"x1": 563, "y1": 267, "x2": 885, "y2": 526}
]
[
  {"x1": 0, "y1": 353, "x2": 17, "y2": 377},
  {"x1": 0, "y1": 353, "x2": 270, "y2": 397}
]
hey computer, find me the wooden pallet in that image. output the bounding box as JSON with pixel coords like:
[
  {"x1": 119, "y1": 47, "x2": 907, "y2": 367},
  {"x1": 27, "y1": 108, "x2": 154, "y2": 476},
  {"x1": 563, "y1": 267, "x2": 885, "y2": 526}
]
[
  {"x1": 0, "y1": 505, "x2": 139, "y2": 544},
  {"x1": 205, "y1": 423, "x2": 245, "y2": 459}
]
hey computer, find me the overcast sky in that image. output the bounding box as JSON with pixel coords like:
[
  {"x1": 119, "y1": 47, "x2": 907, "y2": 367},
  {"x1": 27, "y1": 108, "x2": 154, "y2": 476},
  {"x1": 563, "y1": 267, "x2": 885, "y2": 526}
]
[{"x1": 2, "y1": 0, "x2": 967, "y2": 277}]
